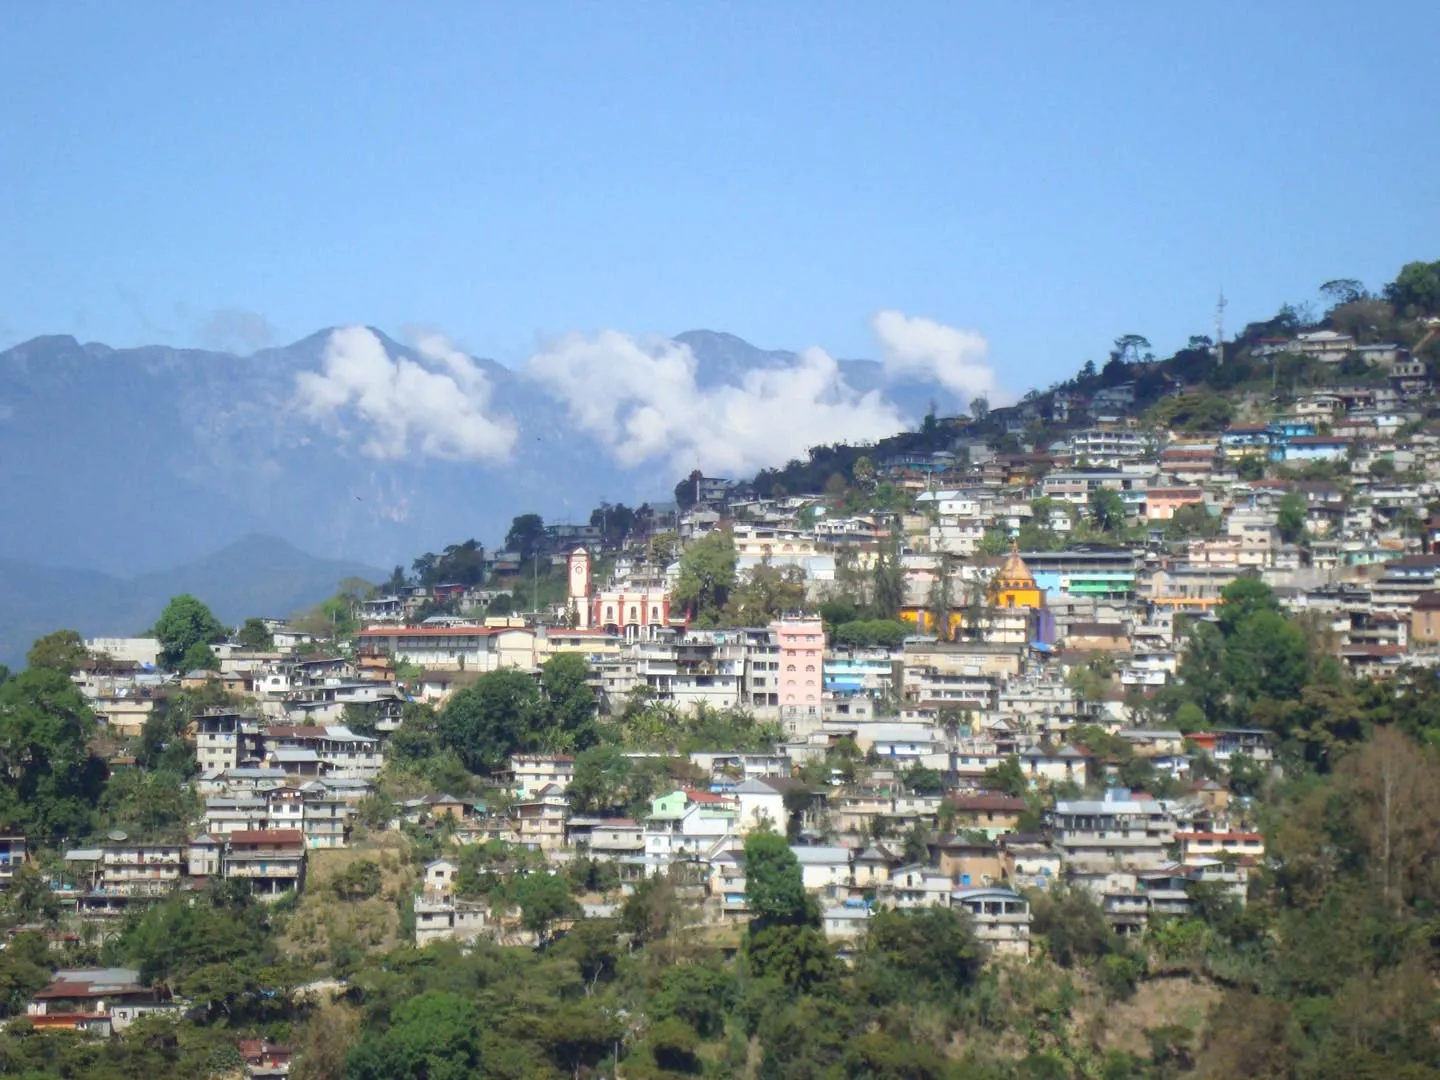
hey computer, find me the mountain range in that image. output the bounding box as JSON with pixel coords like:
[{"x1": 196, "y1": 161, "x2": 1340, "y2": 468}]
[
  {"x1": 0, "y1": 326, "x2": 946, "y2": 665},
  {"x1": 0, "y1": 326, "x2": 942, "y2": 575},
  {"x1": 0, "y1": 534, "x2": 382, "y2": 670}
]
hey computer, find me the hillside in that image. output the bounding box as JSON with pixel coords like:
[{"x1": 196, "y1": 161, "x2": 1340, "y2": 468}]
[{"x1": 0, "y1": 535, "x2": 382, "y2": 669}]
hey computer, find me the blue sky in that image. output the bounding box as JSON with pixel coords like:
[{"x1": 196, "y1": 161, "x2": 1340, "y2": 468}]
[{"x1": 2, "y1": 2, "x2": 1437, "y2": 392}]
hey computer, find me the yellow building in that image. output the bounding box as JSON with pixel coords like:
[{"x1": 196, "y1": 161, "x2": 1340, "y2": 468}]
[{"x1": 990, "y1": 546, "x2": 1043, "y2": 610}]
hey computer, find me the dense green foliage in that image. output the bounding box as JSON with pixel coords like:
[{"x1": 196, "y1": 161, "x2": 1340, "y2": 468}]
[
  {"x1": 0, "y1": 668, "x2": 107, "y2": 844},
  {"x1": 437, "y1": 656, "x2": 600, "y2": 772},
  {"x1": 152, "y1": 594, "x2": 227, "y2": 670}
]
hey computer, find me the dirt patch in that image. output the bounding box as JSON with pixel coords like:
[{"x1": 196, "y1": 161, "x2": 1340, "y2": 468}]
[
  {"x1": 277, "y1": 833, "x2": 416, "y2": 969},
  {"x1": 1100, "y1": 974, "x2": 1221, "y2": 1057}
]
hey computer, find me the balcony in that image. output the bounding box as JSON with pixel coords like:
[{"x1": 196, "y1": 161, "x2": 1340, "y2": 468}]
[{"x1": 224, "y1": 862, "x2": 303, "y2": 879}]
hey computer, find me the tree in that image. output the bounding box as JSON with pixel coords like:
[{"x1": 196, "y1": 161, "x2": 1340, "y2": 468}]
[
  {"x1": 1216, "y1": 576, "x2": 1281, "y2": 638},
  {"x1": 1236, "y1": 455, "x2": 1265, "y2": 481},
  {"x1": 1369, "y1": 457, "x2": 1397, "y2": 480},
  {"x1": 1030, "y1": 885, "x2": 1117, "y2": 967},
  {"x1": 1088, "y1": 488, "x2": 1126, "y2": 533},
  {"x1": 234, "y1": 618, "x2": 274, "y2": 652},
  {"x1": 977, "y1": 529, "x2": 1011, "y2": 556},
  {"x1": 744, "y1": 831, "x2": 808, "y2": 924},
  {"x1": 347, "y1": 990, "x2": 483, "y2": 1080},
  {"x1": 1166, "y1": 502, "x2": 1219, "y2": 540},
  {"x1": 504, "y1": 513, "x2": 545, "y2": 561},
  {"x1": 621, "y1": 872, "x2": 682, "y2": 945},
  {"x1": 0, "y1": 667, "x2": 107, "y2": 844},
  {"x1": 26, "y1": 630, "x2": 88, "y2": 674},
  {"x1": 1277, "y1": 491, "x2": 1308, "y2": 544},
  {"x1": 1344, "y1": 727, "x2": 1440, "y2": 910},
  {"x1": 1111, "y1": 333, "x2": 1152, "y2": 366},
  {"x1": 0, "y1": 932, "x2": 53, "y2": 1018},
  {"x1": 1222, "y1": 609, "x2": 1309, "y2": 712},
  {"x1": 859, "y1": 907, "x2": 982, "y2": 1003},
  {"x1": 983, "y1": 755, "x2": 1028, "y2": 797},
  {"x1": 674, "y1": 468, "x2": 704, "y2": 511},
  {"x1": 179, "y1": 641, "x2": 219, "y2": 672},
  {"x1": 568, "y1": 744, "x2": 631, "y2": 814},
  {"x1": 1385, "y1": 259, "x2": 1440, "y2": 316},
  {"x1": 672, "y1": 530, "x2": 738, "y2": 626},
  {"x1": 832, "y1": 619, "x2": 908, "y2": 649},
  {"x1": 1152, "y1": 392, "x2": 1232, "y2": 433},
  {"x1": 438, "y1": 669, "x2": 541, "y2": 773},
  {"x1": 870, "y1": 538, "x2": 906, "y2": 620},
  {"x1": 902, "y1": 763, "x2": 945, "y2": 795},
  {"x1": 651, "y1": 962, "x2": 735, "y2": 1038},
  {"x1": 539, "y1": 653, "x2": 598, "y2": 752},
  {"x1": 727, "y1": 563, "x2": 806, "y2": 624},
  {"x1": 152, "y1": 594, "x2": 226, "y2": 670},
  {"x1": 1320, "y1": 278, "x2": 1368, "y2": 309},
  {"x1": 512, "y1": 872, "x2": 578, "y2": 945}
]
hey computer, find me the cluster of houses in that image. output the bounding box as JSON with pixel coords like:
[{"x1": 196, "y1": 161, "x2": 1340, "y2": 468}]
[{"x1": 16, "y1": 333, "x2": 1440, "y2": 1051}]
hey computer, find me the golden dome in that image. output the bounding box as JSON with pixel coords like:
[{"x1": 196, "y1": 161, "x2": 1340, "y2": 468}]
[{"x1": 997, "y1": 542, "x2": 1034, "y2": 585}]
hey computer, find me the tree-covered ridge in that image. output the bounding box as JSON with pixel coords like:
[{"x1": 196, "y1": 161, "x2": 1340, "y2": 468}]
[{"x1": 2, "y1": 569, "x2": 1440, "y2": 1077}]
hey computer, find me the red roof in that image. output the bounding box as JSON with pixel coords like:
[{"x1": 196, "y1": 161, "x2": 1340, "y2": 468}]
[
  {"x1": 265, "y1": 726, "x2": 328, "y2": 739},
  {"x1": 683, "y1": 789, "x2": 734, "y2": 805},
  {"x1": 1340, "y1": 644, "x2": 1405, "y2": 656},
  {"x1": 228, "y1": 829, "x2": 304, "y2": 846},
  {"x1": 947, "y1": 793, "x2": 1027, "y2": 813},
  {"x1": 356, "y1": 626, "x2": 498, "y2": 638}
]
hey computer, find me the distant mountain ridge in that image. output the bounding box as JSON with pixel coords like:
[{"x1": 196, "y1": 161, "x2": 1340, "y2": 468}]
[
  {"x1": 0, "y1": 534, "x2": 384, "y2": 670},
  {"x1": 0, "y1": 327, "x2": 939, "y2": 576}
]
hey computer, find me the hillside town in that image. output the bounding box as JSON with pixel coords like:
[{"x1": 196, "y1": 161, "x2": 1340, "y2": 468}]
[{"x1": 3, "y1": 273, "x2": 1440, "y2": 1076}]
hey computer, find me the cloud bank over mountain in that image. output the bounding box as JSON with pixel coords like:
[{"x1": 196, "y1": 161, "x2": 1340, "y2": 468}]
[
  {"x1": 0, "y1": 317, "x2": 998, "y2": 577},
  {"x1": 288, "y1": 311, "x2": 1001, "y2": 478},
  {"x1": 525, "y1": 330, "x2": 907, "y2": 475},
  {"x1": 871, "y1": 309, "x2": 1002, "y2": 406},
  {"x1": 294, "y1": 326, "x2": 518, "y2": 462}
]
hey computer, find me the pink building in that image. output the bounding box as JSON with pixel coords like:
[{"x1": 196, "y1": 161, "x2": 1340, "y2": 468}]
[
  {"x1": 568, "y1": 548, "x2": 671, "y2": 638},
  {"x1": 772, "y1": 617, "x2": 824, "y2": 726},
  {"x1": 1145, "y1": 487, "x2": 1206, "y2": 521}
]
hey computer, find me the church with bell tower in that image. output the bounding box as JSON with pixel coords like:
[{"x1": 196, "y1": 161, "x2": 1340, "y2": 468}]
[{"x1": 566, "y1": 547, "x2": 672, "y2": 638}]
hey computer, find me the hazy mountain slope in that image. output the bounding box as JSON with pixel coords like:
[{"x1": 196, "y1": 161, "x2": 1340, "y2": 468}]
[
  {"x1": 0, "y1": 327, "x2": 931, "y2": 576},
  {"x1": 0, "y1": 535, "x2": 383, "y2": 670}
]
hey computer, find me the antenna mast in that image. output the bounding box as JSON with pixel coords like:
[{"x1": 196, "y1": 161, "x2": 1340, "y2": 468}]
[{"x1": 1215, "y1": 290, "x2": 1227, "y2": 368}]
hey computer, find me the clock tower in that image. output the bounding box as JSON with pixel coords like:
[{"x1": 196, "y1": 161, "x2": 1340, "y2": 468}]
[{"x1": 567, "y1": 548, "x2": 592, "y2": 629}]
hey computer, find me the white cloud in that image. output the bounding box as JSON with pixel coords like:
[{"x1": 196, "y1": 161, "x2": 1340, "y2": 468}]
[
  {"x1": 295, "y1": 326, "x2": 517, "y2": 462},
  {"x1": 526, "y1": 330, "x2": 906, "y2": 475},
  {"x1": 871, "y1": 310, "x2": 1006, "y2": 405}
]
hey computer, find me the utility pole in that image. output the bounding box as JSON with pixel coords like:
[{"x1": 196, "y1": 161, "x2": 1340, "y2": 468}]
[{"x1": 1215, "y1": 290, "x2": 1227, "y2": 368}]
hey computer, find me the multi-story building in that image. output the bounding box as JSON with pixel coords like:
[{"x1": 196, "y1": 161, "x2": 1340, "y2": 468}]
[
  {"x1": 773, "y1": 616, "x2": 824, "y2": 732},
  {"x1": 222, "y1": 830, "x2": 306, "y2": 900},
  {"x1": 1049, "y1": 790, "x2": 1176, "y2": 870},
  {"x1": 1070, "y1": 429, "x2": 1151, "y2": 467},
  {"x1": 194, "y1": 710, "x2": 262, "y2": 774},
  {"x1": 258, "y1": 725, "x2": 383, "y2": 779},
  {"x1": 0, "y1": 837, "x2": 27, "y2": 887},
  {"x1": 510, "y1": 754, "x2": 576, "y2": 798},
  {"x1": 98, "y1": 844, "x2": 185, "y2": 898},
  {"x1": 951, "y1": 886, "x2": 1032, "y2": 958},
  {"x1": 353, "y1": 625, "x2": 538, "y2": 672},
  {"x1": 1020, "y1": 548, "x2": 1138, "y2": 600}
]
